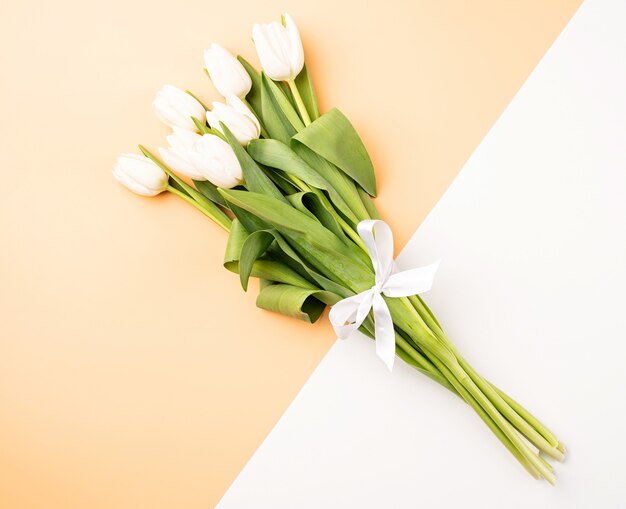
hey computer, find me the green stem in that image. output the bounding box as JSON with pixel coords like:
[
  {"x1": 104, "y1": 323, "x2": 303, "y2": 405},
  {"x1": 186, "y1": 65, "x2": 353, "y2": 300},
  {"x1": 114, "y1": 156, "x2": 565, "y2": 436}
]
[
  {"x1": 287, "y1": 79, "x2": 312, "y2": 126},
  {"x1": 431, "y1": 354, "x2": 542, "y2": 479},
  {"x1": 358, "y1": 316, "x2": 455, "y2": 393},
  {"x1": 408, "y1": 294, "x2": 562, "y2": 455},
  {"x1": 491, "y1": 376, "x2": 561, "y2": 449},
  {"x1": 456, "y1": 355, "x2": 563, "y2": 460},
  {"x1": 453, "y1": 363, "x2": 555, "y2": 484},
  {"x1": 167, "y1": 185, "x2": 231, "y2": 232},
  {"x1": 394, "y1": 334, "x2": 456, "y2": 392},
  {"x1": 397, "y1": 296, "x2": 556, "y2": 483}
]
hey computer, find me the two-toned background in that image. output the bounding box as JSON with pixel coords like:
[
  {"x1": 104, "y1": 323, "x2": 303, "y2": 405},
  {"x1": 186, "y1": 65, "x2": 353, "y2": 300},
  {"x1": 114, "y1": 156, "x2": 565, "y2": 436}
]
[{"x1": 0, "y1": 1, "x2": 581, "y2": 507}]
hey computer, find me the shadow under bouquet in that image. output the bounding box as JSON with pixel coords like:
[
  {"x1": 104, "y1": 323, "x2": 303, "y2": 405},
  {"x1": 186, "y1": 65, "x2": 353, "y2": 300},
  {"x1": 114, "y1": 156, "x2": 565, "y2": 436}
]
[{"x1": 113, "y1": 12, "x2": 565, "y2": 483}]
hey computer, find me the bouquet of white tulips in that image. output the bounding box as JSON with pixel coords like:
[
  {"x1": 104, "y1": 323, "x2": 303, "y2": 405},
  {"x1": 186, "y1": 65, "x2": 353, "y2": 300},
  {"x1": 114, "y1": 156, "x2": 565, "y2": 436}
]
[{"x1": 114, "y1": 13, "x2": 565, "y2": 483}]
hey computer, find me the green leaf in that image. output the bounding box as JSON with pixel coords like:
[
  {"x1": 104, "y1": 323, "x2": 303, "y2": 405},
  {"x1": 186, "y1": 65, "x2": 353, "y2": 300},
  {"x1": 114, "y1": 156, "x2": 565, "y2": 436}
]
[
  {"x1": 221, "y1": 202, "x2": 363, "y2": 298},
  {"x1": 192, "y1": 116, "x2": 210, "y2": 134},
  {"x1": 239, "y1": 230, "x2": 274, "y2": 291},
  {"x1": 168, "y1": 177, "x2": 191, "y2": 197},
  {"x1": 286, "y1": 231, "x2": 373, "y2": 293},
  {"x1": 293, "y1": 108, "x2": 377, "y2": 196},
  {"x1": 228, "y1": 203, "x2": 268, "y2": 233},
  {"x1": 358, "y1": 187, "x2": 380, "y2": 219},
  {"x1": 259, "y1": 74, "x2": 297, "y2": 143},
  {"x1": 294, "y1": 64, "x2": 320, "y2": 121},
  {"x1": 249, "y1": 138, "x2": 371, "y2": 224},
  {"x1": 224, "y1": 218, "x2": 249, "y2": 266},
  {"x1": 247, "y1": 139, "x2": 328, "y2": 190},
  {"x1": 220, "y1": 124, "x2": 287, "y2": 204},
  {"x1": 290, "y1": 142, "x2": 367, "y2": 223},
  {"x1": 287, "y1": 192, "x2": 344, "y2": 240},
  {"x1": 193, "y1": 179, "x2": 226, "y2": 206},
  {"x1": 256, "y1": 284, "x2": 340, "y2": 323},
  {"x1": 259, "y1": 278, "x2": 273, "y2": 290},
  {"x1": 263, "y1": 167, "x2": 300, "y2": 194},
  {"x1": 219, "y1": 189, "x2": 335, "y2": 242},
  {"x1": 259, "y1": 229, "x2": 353, "y2": 298},
  {"x1": 237, "y1": 56, "x2": 263, "y2": 120},
  {"x1": 219, "y1": 189, "x2": 374, "y2": 293},
  {"x1": 253, "y1": 261, "x2": 317, "y2": 288},
  {"x1": 223, "y1": 219, "x2": 314, "y2": 289},
  {"x1": 263, "y1": 74, "x2": 305, "y2": 131}
]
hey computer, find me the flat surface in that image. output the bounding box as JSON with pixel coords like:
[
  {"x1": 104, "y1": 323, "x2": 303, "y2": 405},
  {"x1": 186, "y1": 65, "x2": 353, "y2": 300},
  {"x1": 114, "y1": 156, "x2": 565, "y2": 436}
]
[
  {"x1": 216, "y1": 1, "x2": 626, "y2": 507},
  {"x1": 0, "y1": 1, "x2": 581, "y2": 507}
]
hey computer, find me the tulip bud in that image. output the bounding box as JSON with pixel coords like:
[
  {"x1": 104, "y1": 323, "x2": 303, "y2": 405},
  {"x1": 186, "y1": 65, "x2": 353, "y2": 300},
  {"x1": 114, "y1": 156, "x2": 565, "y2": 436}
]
[
  {"x1": 191, "y1": 134, "x2": 243, "y2": 188},
  {"x1": 252, "y1": 13, "x2": 304, "y2": 82},
  {"x1": 158, "y1": 127, "x2": 206, "y2": 180},
  {"x1": 206, "y1": 96, "x2": 261, "y2": 146},
  {"x1": 152, "y1": 84, "x2": 206, "y2": 131},
  {"x1": 159, "y1": 129, "x2": 242, "y2": 188},
  {"x1": 113, "y1": 154, "x2": 168, "y2": 196},
  {"x1": 203, "y1": 43, "x2": 252, "y2": 99}
]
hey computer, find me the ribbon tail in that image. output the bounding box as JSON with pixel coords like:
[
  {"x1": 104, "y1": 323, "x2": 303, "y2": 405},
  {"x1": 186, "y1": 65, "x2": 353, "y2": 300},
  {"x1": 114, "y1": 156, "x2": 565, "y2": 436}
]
[
  {"x1": 382, "y1": 260, "x2": 440, "y2": 298},
  {"x1": 329, "y1": 291, "x2": 373, "y2": 340},
  {"x1": 372, "y1": 293, "x2": 395, "y2": 371}
]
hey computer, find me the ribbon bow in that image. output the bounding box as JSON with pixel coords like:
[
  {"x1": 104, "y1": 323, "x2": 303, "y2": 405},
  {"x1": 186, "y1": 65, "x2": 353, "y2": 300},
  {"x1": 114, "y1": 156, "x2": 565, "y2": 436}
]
[{"x1": 329, "y1": 220, "x2": 439, "y2": 371}]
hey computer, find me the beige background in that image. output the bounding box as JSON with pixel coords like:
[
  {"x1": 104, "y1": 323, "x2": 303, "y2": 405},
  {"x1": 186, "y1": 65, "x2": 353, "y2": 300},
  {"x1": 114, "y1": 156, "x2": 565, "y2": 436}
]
[{"x1": 0, "y1": 1, "x2": 580, "y2": 507}]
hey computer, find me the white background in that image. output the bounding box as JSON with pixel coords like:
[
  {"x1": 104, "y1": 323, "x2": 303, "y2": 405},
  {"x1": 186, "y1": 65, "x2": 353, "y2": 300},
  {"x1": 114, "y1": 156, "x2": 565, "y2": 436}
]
[{"x1": 218, "y1": 1, "x2": 626, "y2": 507}]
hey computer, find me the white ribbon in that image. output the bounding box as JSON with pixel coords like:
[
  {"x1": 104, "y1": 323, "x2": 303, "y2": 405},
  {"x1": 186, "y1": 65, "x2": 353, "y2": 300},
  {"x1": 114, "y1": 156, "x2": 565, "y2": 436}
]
[{"x1": 328, "y1": 220, "x2": 439, "y2": 371}]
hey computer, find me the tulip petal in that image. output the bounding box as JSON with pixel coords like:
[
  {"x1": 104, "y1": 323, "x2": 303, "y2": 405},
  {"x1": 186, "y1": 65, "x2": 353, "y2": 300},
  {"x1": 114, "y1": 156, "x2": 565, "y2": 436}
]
[
  {"x1": 227, "y1": 95, "x2": 261, "y2": 133},
  {"x1": 113, "y1": 154, "x2": 168, "y2": 196},
  {"x1": 204, "y1": 43, "x2": 251, "y2": 98},
  {"x1": 159, "y1": 147, "x2": 204, "y2": 181},
  {"x1": 283, "y1": 13, "x2": 304, "y2": 78},
  {"x1": 253, "y1": 23, "x2": 291, "y2": 81},
  {"x1": 152, "y1": 85, "x2": 205, "y2": 131},
  {"x1": 207, "y1": 99, "x2": 260, "y2": 145},
  {"x1": 193, "y1": 134, "x2": 243, "y2": 188}
]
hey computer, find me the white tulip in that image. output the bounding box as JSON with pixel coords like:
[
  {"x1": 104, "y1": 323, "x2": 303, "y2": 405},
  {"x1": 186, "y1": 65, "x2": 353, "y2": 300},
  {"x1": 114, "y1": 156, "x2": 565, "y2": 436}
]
[
  {"x1": 158, "y1": 127, "x2": 206, "y2": 180},
  {"x1": 159, "y1": 129, "x2": 242, "y2": 188},
  {"x1": 113, "y1": 154, "x2": 168, "y2": 196},
  {"x1": 203, "y1": 43, "x2": 252, "y2": 99},
  {"x1": 152, "y1": 84, "x2": 206, "y2": 131},
  {"x1": 206, "y1": 96, "x2": 261, "y2": 145},
  {"x1": 190, "y1": 134, "x2": 243, "y2": 188},
  {"x1": 252, "y1": 13, "x2": 304, "y2": 82}
]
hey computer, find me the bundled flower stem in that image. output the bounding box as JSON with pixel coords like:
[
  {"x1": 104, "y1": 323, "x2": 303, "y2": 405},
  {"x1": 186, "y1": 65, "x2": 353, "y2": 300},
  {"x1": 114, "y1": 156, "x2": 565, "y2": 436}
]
[{"x1": 114, "y1": 12, "x2": 565, "y2": 483}]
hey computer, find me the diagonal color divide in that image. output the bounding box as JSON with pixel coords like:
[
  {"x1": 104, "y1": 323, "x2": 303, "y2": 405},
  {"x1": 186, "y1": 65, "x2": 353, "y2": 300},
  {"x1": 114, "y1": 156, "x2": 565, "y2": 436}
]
[
  {"x1": 217, "y1": 0, "x2": 626, "y2": 506},
  {"x1": 0, "y1": 1, "x2": 582, "y2": 508}
]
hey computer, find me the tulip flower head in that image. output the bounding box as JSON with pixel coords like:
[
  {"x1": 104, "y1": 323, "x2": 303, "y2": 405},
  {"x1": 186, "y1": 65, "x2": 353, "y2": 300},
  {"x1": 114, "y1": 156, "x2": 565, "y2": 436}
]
[
  {"x1": 152, "y1": 84, "x2": 206, "y2": 131},
  {"x1": 203, "y1": 43, "x2": 252, "y2": 99},
  {"x1": 206, "y1": 96, "x2": 261, "y2": 146},
  {"x1": 158, "y1": 127, "x2": 206, "y2": 180},
  {"x1": 113, "y1": 154, "x2": 169, "y2": 196},
  {"x1": 190, "y1": 134, "x2": 243, "y2": 188},
  {"x1": 159, "y1": 128, "x2": 242, "y2": 188},
  {"x1": 252, "y1": 13, "x2": 304, "y2": 82}
]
